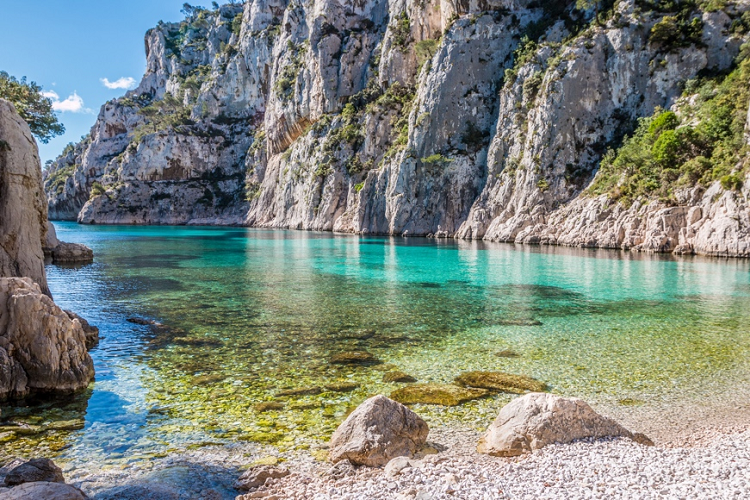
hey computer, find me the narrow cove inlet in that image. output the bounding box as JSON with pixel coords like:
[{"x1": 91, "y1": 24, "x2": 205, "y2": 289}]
[
  {"x1": 4, "y1": 0, "x2": 750, "y2": 497},
  {"x1": 2, "y1": 221, "x2": 749, "y2": 497}
]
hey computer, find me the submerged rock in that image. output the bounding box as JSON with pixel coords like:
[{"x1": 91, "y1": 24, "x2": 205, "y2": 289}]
[
  {"x1": 495, "y1": 349, "x2": 521, "y2": 358},
  {"x1": 390, "y1": 384, "x2": 489, "y2": 406},
  {"x1": 455, "y1": 371, "x2": 546, "y2": 394},
  {"x1": 382, "y1": 371, "x2": 417, "y2": 383},
  {"x1": 2, "y1": 458, "x2": 64, "y2": 486},
  {"x1": 324, "y1": 382, "x2": 359, "y2": 393},
  {"x1": 254, "y1": 402, "x2": 285, "y2": 412},
  {"x1": 329, "y1": 351, "x2": 382, "y2": 366},
  {"x1": 126, "y1": 317, "x2": 157, "y2": 326},
  {"x1": 329, "y1": 395, "x2": 429, "y2": 467},
  {"x1": 276, "y1": 387, "x2": 322, "y2": 397},
  {"x1": 0, "y1": 278, "x2": 94, "y2": 401},
  {"x1": 234, "y1": 465, "x2": 290, "y2": 491},
  {"x1": 477, "y1": 393, "x2": 653, "y2": 457}
]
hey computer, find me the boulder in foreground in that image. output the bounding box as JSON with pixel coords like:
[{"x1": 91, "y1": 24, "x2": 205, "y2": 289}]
[
  {"x1": 0, "y1": 481, "x2": 86, "y2": 500},
  {"x1": 477, "y1": 393, "x2": 653, "y2": 457},
  {"x1": 2, "y1": 458, "x2": 64, "y2": 486},
  {"x1": 0, "y1": 278, "x2": 94, "y2": 401},
  {"x1": 329, "y1": 395, "x2": 428, "y2": 467}
]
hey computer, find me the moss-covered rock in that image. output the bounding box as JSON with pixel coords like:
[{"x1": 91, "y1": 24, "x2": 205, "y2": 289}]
[
  {"x1": 390, "y1": 384, "x2": 489, "y2": 406},
  {"x1": 498, "y1": 319, "x2": 543, "y2": 326},
  {"x1": 495, "y1": 349, "x2": 521, "y2": 358},
  {"x1": 324, "y1": 382, "x2": 360, "y2": 392},
  {"x1": 383, "y1": 371, "x2": 417, "y2": 383},
  {"x1": 276, "y1": 387, "x2": 323, "y2": 397},
  {"x1": 454, "y1": 371, "x2": 546, "y2": 394},
  {"x1": 254, "y1": 402, "x2": 285, "y2": 412},
  {"x1": 329, "y1": 351, "x2": 382, "y2": 366}
]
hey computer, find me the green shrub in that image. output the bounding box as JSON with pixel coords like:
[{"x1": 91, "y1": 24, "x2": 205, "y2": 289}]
[
  {"x1": 90, "y1": 182, "x2": 106, "y2": 197},
  {"x1": 589, "y1": 58, "x2": 750, "y2": 204}
]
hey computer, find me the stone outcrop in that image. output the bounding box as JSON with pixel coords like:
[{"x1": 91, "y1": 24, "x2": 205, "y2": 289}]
[
  {"x1": 0, "y1": 100, "x2": 50, "y2": 296},
  {"x1": 43, "y1": 1, "x2": 750, "y2": 256},
  {"x1": 43, "y1": 222, "x2": 94, "y2": 264},
  {"x1": 2, "y1": 458, "x2": 64, "y2": 487},
  {"x1": 0, "y1": 100, "x2": 96, "y2": 401},
  {"x1": 234, "y1": 465, "x2": 290, "y2": 491},
  {"x1": 0, "y1": 482, "x2": 86, "y2": 500},
  {"x1": 329, "y1": 395, "x2": 429, "y2": 467},
  {"x1": 0, "y1": 278, "x2": 94, "y2": 401},
  {"x1": 477, "y1": 393, "x2": 653, "y2": 457}
]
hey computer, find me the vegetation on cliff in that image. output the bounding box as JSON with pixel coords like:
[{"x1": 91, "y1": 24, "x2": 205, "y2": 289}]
[
  {"x1": 590, "y1": 53, "x2": 750, "y2": 206},
  {"x1": 0, "y1": 71, "x2": 64, "y2": 143}
]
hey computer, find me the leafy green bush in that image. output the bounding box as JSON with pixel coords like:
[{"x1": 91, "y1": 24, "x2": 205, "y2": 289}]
[
  {"x1": 391, "y1": 12, "x2": 411, "y2": 51},
  {"x1": 0, "y1": 71, "x2": 65, "y2": 143},
  {"x1": 589, "y1": 58, "x2": 750, "y2": 204},
  {"x1": 90, "y1": 182, "x2": 106, "y2": 197}
]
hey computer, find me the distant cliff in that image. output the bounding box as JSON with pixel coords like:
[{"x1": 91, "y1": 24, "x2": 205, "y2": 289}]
[{"x1": 44, "y1": 0, "x2": 750, "y2": 256}]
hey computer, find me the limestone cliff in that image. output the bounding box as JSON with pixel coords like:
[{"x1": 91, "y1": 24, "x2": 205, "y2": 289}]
[
  {"x1": 44, "y1": 0, "x2": 750, "y2": 256},
  {"x1": 0, "y1": 99, "x2": 50, "y2": 295},
  {"x1": 0, "y1": 100, "x2": 95, "y2": 401}
]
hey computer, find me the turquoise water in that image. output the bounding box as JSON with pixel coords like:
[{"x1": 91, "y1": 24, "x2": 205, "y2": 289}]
[{"x1": 3, "y1": 222, "x2": 750, "y2": 463}]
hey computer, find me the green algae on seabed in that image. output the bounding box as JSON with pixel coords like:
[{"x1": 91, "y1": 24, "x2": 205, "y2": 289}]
[{"x1": 6, "y1": 222, "x2": 750, "y2": 467}]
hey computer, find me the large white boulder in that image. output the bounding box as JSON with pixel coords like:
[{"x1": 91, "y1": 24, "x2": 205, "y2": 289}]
[
  {"x1": 478, "y1": 393, "x2": 652, "y2": 457},
  {"x1": 329, "y1": 395, "x2": 429, "y2": 467}
]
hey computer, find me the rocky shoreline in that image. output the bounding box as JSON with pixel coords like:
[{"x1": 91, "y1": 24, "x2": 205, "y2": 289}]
[{"x1": 2, "y1": 391, "x2": 747, "y2": 500}]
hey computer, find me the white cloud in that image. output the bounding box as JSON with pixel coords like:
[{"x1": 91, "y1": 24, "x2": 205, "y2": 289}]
[
  {"x1": 42, "y1": 90, "x2": 91, "y2": 113},
  {"x1": 101, "y1": 77, "x2": 137, "y2": 90}
]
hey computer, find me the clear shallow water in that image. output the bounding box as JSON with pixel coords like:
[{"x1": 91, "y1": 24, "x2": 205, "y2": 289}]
[{"x1": 3, "y1": 222, "x2": 750, "y2": 464}]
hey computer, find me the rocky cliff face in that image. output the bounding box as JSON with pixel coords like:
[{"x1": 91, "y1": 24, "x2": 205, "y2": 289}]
[
  {"x1": 44, "y1": 0, "x2": 750, "y2": 256},
  {"x1": 0, "y1": 100, "x2": 95, "y2": 401},
  {"x1": 1, "y1": 99, "x2": 50, "y2": 295}
]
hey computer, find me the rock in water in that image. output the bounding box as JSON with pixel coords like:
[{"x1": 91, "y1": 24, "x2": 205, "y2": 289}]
[
  {"x1": 234, "y1": 465, "x2": 290, "y2": 491},
  {"x1": 0, "y1": 278, "x2": 94, "y2": 401},
  {"x1": 0, "y1": 482, "x2": 86, "y2": 499},
  {"x1": 382, "y1": 371, "x2": 417, "y2": 383},
  {"x1": 329, "y1": 395, "x2": 429, "y2": 467},
  {"x1": 0, "y1": 100, "x2": 50, "y2": 296},
  {"x1": 3, "y1": 458, "x2": 65, "y2": 486},
  {"x1": 390, "y1": 384, "x2": 489, "y2": 406},
  {"x1": 50, "y1": 243, "x2": 94, "y2": 264},
  {"x1": 43, "y1": 222, "x2": 94, "y2": 265},
  {"x1": 329, "y1": 351, "x2": 382, "y2": 366},
  {"x1": 455, "y1": 371, "x2": 546, "y2": 394},
  {"x1": 477, "y1": 393, "x2": 652, "y2": 457}
]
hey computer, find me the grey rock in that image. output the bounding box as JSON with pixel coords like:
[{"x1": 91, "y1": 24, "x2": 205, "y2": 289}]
[
  {"x1": 2, "y1": 458, "x2": 64, "y2": 486},
  {"x1": 329, "y1": 395, "x2": 429, "y2": 467},
  {"x1": 477, "y1": 393, "x2": 652, "y2": 457},
  {"x1": 0, "y1": 100, "x2": 50, "y2": 296},
  {"x1": 50, "y1": 243, "x2": 93, "y2": 264},
  {"x1": 63, "y1": 311, "x2": 99, "y2": 349},
  {"x1": 0, "y1": 278, "x2": 94, "y2": 401},
  {"x1": 0, "y1": 482, "x2": 86, "y2": 500},
  {"x1": 234, "y1": 465, "x2": 290, "y2": 491}
]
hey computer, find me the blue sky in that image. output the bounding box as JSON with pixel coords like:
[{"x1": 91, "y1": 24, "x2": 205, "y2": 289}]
[{"x1": 0, "y1": 1, "x2": 214, "y2": 165}]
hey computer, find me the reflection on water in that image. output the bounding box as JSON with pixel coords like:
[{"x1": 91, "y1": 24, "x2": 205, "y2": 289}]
[{"x1": 2, "y1": 222, "x2": 750, "y2": 466}]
